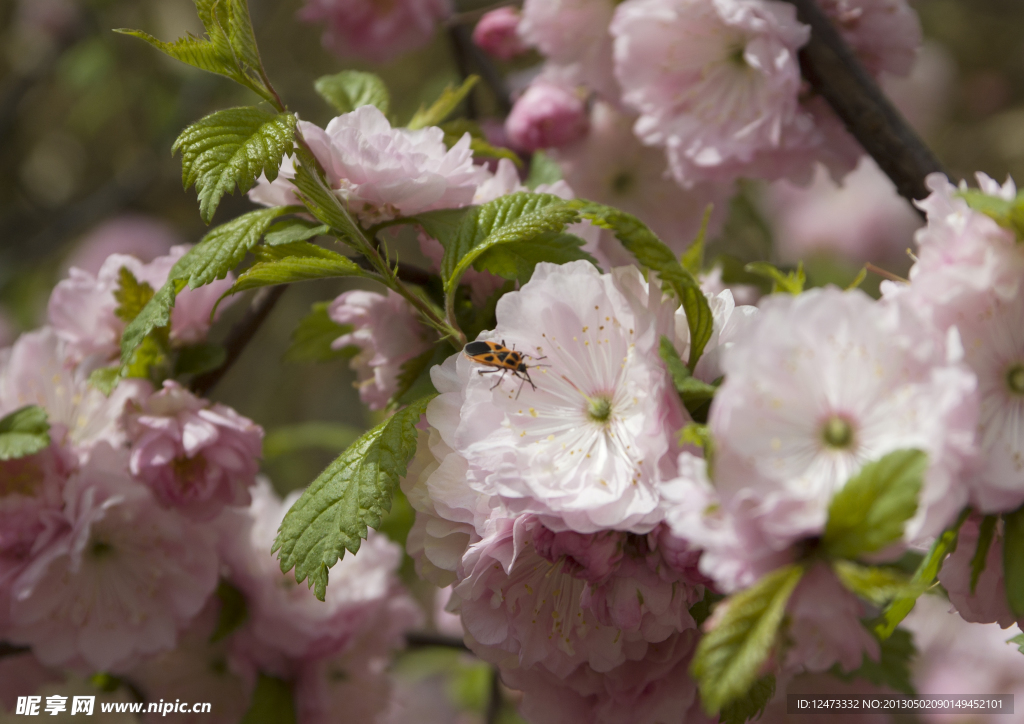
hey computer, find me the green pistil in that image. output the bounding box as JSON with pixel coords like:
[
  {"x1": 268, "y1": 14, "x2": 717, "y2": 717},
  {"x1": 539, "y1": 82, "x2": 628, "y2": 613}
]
[
  {"x1": 822, "y1": 416, "x2": 854, "y2": 449},
  {"x1": 588, "y1": 396, "x2": 613, "y2": 424},
  {"x1": 1007, "y1": 364, "x2": 1024, "y2": 395}
]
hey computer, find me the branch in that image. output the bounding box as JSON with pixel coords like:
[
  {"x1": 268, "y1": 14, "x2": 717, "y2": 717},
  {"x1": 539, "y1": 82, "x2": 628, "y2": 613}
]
[
  {"x1": 190, "y1": 285, "x2": 288, "y2": 396},
  {"x1": 0, "y1": 642, "x2": 30, "y2": 659},
  {"x1": 404, "y1": 631, "x2": 470, "y2": 651},
  {"x1": 780, "y1": 0, "x2": 947, "y2": 204}
]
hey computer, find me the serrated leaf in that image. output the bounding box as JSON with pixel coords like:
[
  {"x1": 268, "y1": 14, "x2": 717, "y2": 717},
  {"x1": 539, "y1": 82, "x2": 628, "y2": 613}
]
[
  {"x1": 0, "y1": 406, "x2": 50, "y2": 461},
  {"x1": 744, "y1": 261, "x2": 805, "y2": 295},
  {"x1": 174, "y1": 343, "x2": 227, "y2": 377},
  {"x1": 263, "y1": 423, "x2": 362, "y2": 459},
  {"x1": 222, "y1": 0, "x2": 262, "y2": 75},
  {"x1": 1008, "y1": 633, "x2": 1024, "y2": 654},
  {"x1": 113, "y1": 267, "x2": 155, "y2": 323},
  {"x1": 570, "y1": 200, "x2": 713, "y2": 370},
  {"x1": 958, "y1": 189, "x2": 1024, "y2": 240},
  {"x1": 291, "y1": 149, "x2": 364, "y2": 245},
  {"x1": 525, "y1": 150, "x2": 562, "y2": 189},
  {"x1": 210, "y1": 579, "x2": 247, "y2": 643},
  {"x1": 692, "y1": 565, "x2": 804, "y2": 714},
  {"x1": 124, "y1": 334, "x2": 170, "y2": 380},
  {"x1": 264, "y1": 218, "x2": 330, "y2": 246},
  {"x1": 875, "y1": 508, "x2": 970, "y2": 640},
  {"x1": 315, "y1": 70, "x2": 390, "y2": 115},
  {"x1": 88, "y1": 366, "x2": 122, "y2": 395},
  {"x1": 823, "y1": 449, "x2": 927, "y2": 560},
  {"x1": 407, "y1": 76, "x2": 479, "y2": 130},
  {"x1": 173, "y1": 108, "x2": 296, "y2": 223},
  {"x1": 182, "y1": 206, "x2": 294, "y2": 288},
  {"x1": 833, "y1": 560, "x2": 924, "y2": 606},
  {"x1": 114, "y1": 30, "x2": 239, "y2": 82},
  {"x1": 274, "y1": 395, "x2": 434, "y2": 600},
  {"x1": 472, "y1": 231, "x2": 596, "y2": 284},
  {"x1": 240, "y1": 674, "x2": 295, "y2": 724},
  {"x1": 971, "y1": 514, "x2": 998, "y2": 594},
  {"x1": 284, "y1": 302, "x2": 354, "y2": 363},
  {"x1": 718, "y1": 674, "x2": 775, "y2": 724},
  {"x1": 226, "y1": 245, "x2": 366, "y2": 296},
  {"x1": 119, "y1": 279, "x2": 185, "y2": 367},
  {"x1": 659, "y1": 336, "x2": 719, "y2": 416},
  {"x1": 441, "y1": 192, "x2": 579, "y2": 292},
  {"x1": 832, "y1": 628, "x2": 916, "y2": 697},
  {"x1": 1003, "y1": 504, "x2": 1024, "y2": 617}
]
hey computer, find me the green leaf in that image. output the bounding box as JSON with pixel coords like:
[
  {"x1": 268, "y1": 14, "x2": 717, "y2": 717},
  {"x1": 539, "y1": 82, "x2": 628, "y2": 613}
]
[
  {"x1": 472, "y1": 231, "x2": 597, "y2": 284},
  {"x1": 210, "y1": 579, "x2": 247, "y2": 643},
  {"x1": 441, "y1": 119, "x2": 521, "y2": 166},
  {"x1": 391, "y1": 344, "x2": 449, "y2": 408},
  {"x1": 846, "y1": 266, "x2": 868, "y2": 291},
  {"x1": 240, "y1": 675, "x2": 295, "y2": 724},
  {"x1": 226, "y1": 245, "x2": 366, "y2": 295},
  {"x1": 441, "y1": 193, "x2": 579, "y2": 293},
  {"x1": 174, "y1": 343, "x2": 227, "y2": 377},
  {"x1": 114, "y1": 30, "x2": 240, "y2": 85},
  {"x1": 0, "y1": 406, "x2": 50, "y2": 461},
  {"x1": 264, "y1": 219, "x2": 330, "y2": 246},
  {"x1": 679, "y1": 422, "x2": 713, "y2": 454},
  {"x1": 525, "y1": 150, "x2": 562, "y2": 189},
  {"x1": 1008, "y1": 633, "x2": 1024, "y2": 655},
  {"x1": 407, "y1": 76, "x2": 479, "y2": 130},
  {"x1": 315, "y1": 70, "x2": 390, "y2": 115},
  {"x1": 273, "y1": 395, "x2": 434, "y2": 601},
  {"x1": 689, "y1": 588, "x2": 724, "y2": 628},
  {"x1": 744, "y1": 261, "x2": 805, "y2": 295},
  {"x1": 263, "y1": 422, "x2": 363, "y2": 459},
  {"x1": 284, "y1": 302, "x2": 354, "y2": 363},
  {"x1": 833, "y1": 560, "x2": 924, "y2": 607},
  {"x1": 971, "y1": 514, "x2": 998, "y2": 594},
  {"x1": 291, "y1": 149, "x2": 365, "y2": 245},
  {"x1": 119, "y1": 279, "x2": 185, "y2": 367},
  {"x1": 833, "y1": 627, "x2": 916, "y2": 697},
  {"x1": 88, "y1": 366, "x2": 122, "y2": 395},
  {"x1": 718, "y1": 674, "x2": 775, "y2": 724},
  {"x1": 822, "y1": 449, "x2": 927, "y2": 560},
  {"x1": 958, "y1": 189, "x2": 1024, "y2": 240},
  {"x1": 681, "y1": 204, "x2": 714, "y2": 275},
  {"x1": 693, "y1": 565, "x2": 804, "y2": 714},
  {"x1": 183, "y1": 206, "x2": 294, "y2": 288},
  {"x1": 124, "y1": 334, "x2": 170, "y2": 381},
  {"x1": 874, "y1": 508, "x2": 970, "y2": 640},
  {"x1": 1003, "y1": 504, "x2": 1024, "y2": 617},
  {"x1": 173, "y1": 107, "x2": 296, "y2": 223},
  {"x1": 658, "y1": 336, "x2": 719, "y2": 415},
  {"x1": 113, "y1": 267, "x2": 155, "y2": 323},
  {"x1": 570, "y1": 200, "x2": 713, "y2": 370}
]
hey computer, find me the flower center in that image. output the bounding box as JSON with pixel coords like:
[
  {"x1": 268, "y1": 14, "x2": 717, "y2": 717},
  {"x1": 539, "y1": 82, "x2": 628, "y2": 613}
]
[
  {"x1": 172, "y1": 455, "x2": 207, "y2": 488},
  {"x1": 611, "y1": 170, "x2": 634, "y2": 196},
  {"x1": 89, "y1": 540, "x2": 114, "y2": 560},
  {"x1": 821, "y1": 415, "x2": 854, "y2": 449},
  {"x1": 587, "y1": 395, "x2": 613, "y2": 424},
  {"x1": 1007, "y1": 364, "x2": 1024, "y2": 395},
  {"x1": 728, "y1": 44, "x2": 748, "y2": 67}
]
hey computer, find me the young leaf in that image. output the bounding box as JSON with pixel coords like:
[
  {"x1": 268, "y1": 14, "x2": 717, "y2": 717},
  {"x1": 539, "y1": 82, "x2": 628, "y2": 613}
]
[
  {"x1": 1003, "y1": 504, "x2": 1024, "y2": 617},
  {"x1": 680, "y1": 204, "x2": 713, "y2": 275},
  {"x1": 874, "y1": 508, "x2": 970, "y2": 640},
  {"x1": 440, "y1": 192, "x2": 579, "y2": 293},
  {"x1": 225, "y1": 244, "x2": 367, "y2": 296},
  {"x1": 284, "y1": 302, "x2": 353, "y2": 363},
  {"x1": 210, "y1": 579, "x2": 247, "y2": 643},
  {"x1": 264, "y1": 219, "x2": 330, "y2": 246},
  {"x1": 0, "y1": 405, "x2": 51, "y2": 461},
  {"x1": 832, "y1": 627, "x2": 917, "y2": 697},
  {"x1": 570, "y1": 200, "x2": 713, "y2": 370},
  {"x1": 822, "y1": 449, "x2": 927, "y2": 560},
  {"x1": 273, "y1": 395, "x2": 434, "y2": 601},
  {"x1": 115, "y1": 30, "x2": 237, "y2": 79},
  {"x1": 314, "y1": 70, "x2": 390, "y2": 115},
  {"x1": 181, "y1": 206, "x2": 294, "y2": 288},
  {"x1": 658, "y1": 336, "x2": 719, "y2": 415},
  {"x1": 240, "y1": 675, "x2": 295, "y2": 724},
  {"x1": 718, "y1": 675, "x2": 775, "y2": 724},
  {"x1": 119, "y1": 279, "x2": 186, "y2": 367},
  {"x1": 173, "y1": 108, "x2": 296, "y2": 223},
  {"x1": 958, "y1": 189, "x2": 1024, "y2": 240},
  {"x1": 744, "y1": 261, "x2": 805, "y2": 295},
  {"x1": 1008, "y1": 633, "x2": 1024, "y2": 655},
  {"x1": 88, "y1": 366, "x2": 121, "y2": 395},
  {"x1": 291, "y1": 149, "x2": 364, "y2": 246},
  {"x1": 692, "y1": 564, "x2": 804, "y2": 715},
  {"x1": 832, "y1": 560, "x2": 923, "y2": 606},
  {"x1": 407, "y1": 76, "x2": 479, "y2": 130},
  {"x1": 114, "y1": 267, "x2": 155, "y2": 323},
  {"x1": 970, "y1": 514, "x2": 998, "y2": 594},
  {"x1": 471, "y1": 231, "x2": 597, "y2": 284},
  {"x1": 525, "y1": 150, "x2": 562, "y2": 189}
]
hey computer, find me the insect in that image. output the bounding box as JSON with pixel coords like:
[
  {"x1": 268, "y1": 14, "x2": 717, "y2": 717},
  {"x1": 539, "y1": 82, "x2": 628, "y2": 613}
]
[{"x1": 463, "y1": 340, "x2": 546, "y2": 398}]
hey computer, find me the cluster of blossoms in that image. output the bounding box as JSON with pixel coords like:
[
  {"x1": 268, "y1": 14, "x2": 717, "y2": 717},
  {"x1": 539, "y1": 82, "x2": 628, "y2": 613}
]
[{"x1": 0, "y1": 238, "x2": 421, "y2": 722}]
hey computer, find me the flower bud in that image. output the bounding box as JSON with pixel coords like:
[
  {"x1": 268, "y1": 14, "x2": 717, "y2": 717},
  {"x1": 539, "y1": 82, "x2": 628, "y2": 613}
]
[
  {"x1": 472, "y1": 7, "x2": 526, "y2": 60},
  {"x1": 505, "y1": 80, "x2": 589, "y2": 152}
]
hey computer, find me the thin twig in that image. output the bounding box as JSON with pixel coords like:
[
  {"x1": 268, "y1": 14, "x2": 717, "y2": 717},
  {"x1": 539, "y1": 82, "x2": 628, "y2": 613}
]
[
  {"x1": 485, "y1": 667, "x2": 503, "y2": 724},
  {"x1": 190, "y1": 285, "x2": 288, "y2": 396},
  {"x1": 865, "y1": 262, "x2": 908, "y2": 284},
  {"x1": 0, "y1": 642, "x2": 30, "y2": 659},
  {"x1": 779, "y1": 0, "x2": 947, "y2": 205},
  {"x1": 404, "y1": 632, "x2": 470, "y2": 651}
]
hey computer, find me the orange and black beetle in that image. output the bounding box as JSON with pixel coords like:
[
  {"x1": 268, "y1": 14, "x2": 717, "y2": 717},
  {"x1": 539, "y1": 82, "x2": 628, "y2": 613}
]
[{"x1": 463, "y1": 340, "x2": 545, "y2": 398}]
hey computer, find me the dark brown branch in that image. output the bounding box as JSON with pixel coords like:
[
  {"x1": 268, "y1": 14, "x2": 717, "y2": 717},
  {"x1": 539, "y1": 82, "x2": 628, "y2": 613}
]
[
  {"x1": 190, "y1": 285, "x2": 288, "y2": 396},
  {"x1": 404, "y1": 631, "x2": 470, "y2": 651},
  {"x1": 780, "y1": 0, "x2": 947, "y2": 205},
  {"x1": 0, "y1": 642, "x2": 30, "y2": 659}
]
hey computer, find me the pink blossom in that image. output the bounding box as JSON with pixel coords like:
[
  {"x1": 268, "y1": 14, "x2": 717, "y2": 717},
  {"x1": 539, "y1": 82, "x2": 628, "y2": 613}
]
[
  {"x1": 552, "y1": 102, "x2": 731, "y2": 258},
  {"x1": 221, "y1": 479, "x2": 420, "y2": 674},
  {"x1": 766, "y1": 157, "x2": 923, "y2": 267},
  {"x1": 124, "y1": 380, "x2": 263, "y2": 520},
  {"x1": 818, "y1": 0, "x2": 921, "y2": 78},
  {"x1": 48, "y1": 246, "x2": 234, "y2": 364},
  {"x1": 7, "y1": 444, "x2": 219, "y2": 671},
  {"x1": 254, "y1": 106, "x2": 488, "y2": 225},
  {"x1": 329, "y1": 290, "x2": 434, "y2": 410},
  {"x1": 62, "y1": 215, "x2": 178, "y2": 276},
  {"x1": 506, "y1": 80, "x2": 590, "y2": 152},
  {"x1": 938, "y1": 514, "x2": 1016, "y2": 628},
  {"x1": 473, "y1": 7, "x2": 526, "y2": 60},
  {"x1": 783, "y1": 563, "x2": 879, "y2": 673},
  {"x1": 249, "y1": 155, "x2": 301, "y2": 209},
  {"x1": 0, "y1": 328, "x2": 150, "y2": 459},
  {"x1": 434, "y1": 262, "x2": 685, "y2": 533},
  {"x1": 299, "y1": 0, "x2": 452, "y2": 65},
  {"x1": 675, "y1": 287, "x2": 759, "y2": 385},
  {"x1": 0, "y1": 653, "x2": 62, "y2": 713}
]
